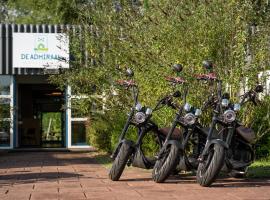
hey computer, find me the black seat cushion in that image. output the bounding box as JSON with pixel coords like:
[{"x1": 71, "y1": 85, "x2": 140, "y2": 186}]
[
  {"x1": 236, "y1": 126, "x2": 256, "y2": 144},
  {"x1": 158, "y1": 127, "x2": 182, "y2": 140}
]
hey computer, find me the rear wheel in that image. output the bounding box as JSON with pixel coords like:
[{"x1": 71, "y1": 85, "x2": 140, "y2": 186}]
[
  {"x1": 152, "y1": 143, "x2": 181, "y2": 183},
  {"x1": 109, "y1": 142, "x2": 133, "y2": 181},
  {"x1": 196, "y1": 143, "x2": 225, "y2": 187}
]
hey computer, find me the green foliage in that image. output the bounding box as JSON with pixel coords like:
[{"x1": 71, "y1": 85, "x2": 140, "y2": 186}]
[
  {"x1": 6, "y1": 0, "x2": 270, "y2": 155},
  {"x1": 88, "y1": 110, "x2": 130, "y2": 153},
  {"x1": 251, "y1": 97, "x2": 270, "y2": 158}
]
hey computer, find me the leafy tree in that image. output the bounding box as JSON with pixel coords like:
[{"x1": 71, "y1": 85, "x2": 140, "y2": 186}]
[{"x1": 4, "y1": 0, "x2": 270, "y2": 154}]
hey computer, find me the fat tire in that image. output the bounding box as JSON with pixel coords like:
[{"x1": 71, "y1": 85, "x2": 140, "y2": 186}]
[
  {"x1": 152, "y1": 143, "x2": 181, "y2": 183},
  {"x1": 109, "y1": 142, "x2": 133, "y2": 181},
  {"x1": 196, "y1": 143, "x2": 225, "y2": 187}
]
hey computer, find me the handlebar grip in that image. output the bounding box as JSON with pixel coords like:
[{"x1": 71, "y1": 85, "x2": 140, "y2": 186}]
[
  {"x1": 165, "y1": 76, "x2": 186, "y2": 84},
  {"x1": 115, "y1": 79, "x2": 136, "y2": 87},
  {"x1": 196, "y1": 73, "x2": 217, "y2": 81}
]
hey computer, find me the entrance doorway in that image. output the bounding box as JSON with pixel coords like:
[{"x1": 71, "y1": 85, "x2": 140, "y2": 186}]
[{"x1": 18, "y1": 84, "x2": 65, "y2": 148}]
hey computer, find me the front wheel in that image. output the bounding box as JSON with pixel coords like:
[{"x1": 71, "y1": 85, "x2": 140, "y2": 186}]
[
  {"x1": 152, "y1": 143, "x2": 181, "y2": 183},
  {"x1": 109, "y1": 142, "x2": 133, "y2": 181},
  {"x1": 196, "y1": 143, "x2": 225, "y2": 187}
]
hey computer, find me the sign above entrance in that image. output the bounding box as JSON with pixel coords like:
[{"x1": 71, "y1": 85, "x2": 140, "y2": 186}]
[{"x1": 13, "y1": 33, "x2": 69, "y2": 69}]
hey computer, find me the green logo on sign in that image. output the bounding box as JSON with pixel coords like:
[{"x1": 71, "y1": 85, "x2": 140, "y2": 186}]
[{"x1": 34, "y1": 36, "x2": 48, "y2": 52}]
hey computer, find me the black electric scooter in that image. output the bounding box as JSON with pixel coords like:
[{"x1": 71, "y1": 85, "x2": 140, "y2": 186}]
[
  {"x1": 109, "y1": 68, "x2": 182, "y2": 181},
  {"x1": 196, "y1": 62, "x2": 264, "y2": 187},
  {"x1": 152, "y1": 63, "x2": 217, "y2": 183}
]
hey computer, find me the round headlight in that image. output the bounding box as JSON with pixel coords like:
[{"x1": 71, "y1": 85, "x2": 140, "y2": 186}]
[
  {"x1": 195, "y1": 109, "x2": 202, "y2": 116},
  {"x1": 135, "y1": 103, "x2": 142, "y2": 111},
  {"x1": 223, "y1": 110, "x2": 236, "y2": 123},
  {"x1": 184, "y1": 103, "x2": 192, "y2": 112},
  {"x1": 234, "y1": 103, "x2": 241, "y2": 112},
  {"x1": 222, "y1": 99, "x2": 229, "y2": 107},
  {"x1": 145, "y1": 108, "x2": 152, "y2": 115},
  {"x1": 134, "y1": 112, "x2": 146, "y2": 124},
  {"x1": 184, "y1": 113, "x2": 196, "y2": 125}
]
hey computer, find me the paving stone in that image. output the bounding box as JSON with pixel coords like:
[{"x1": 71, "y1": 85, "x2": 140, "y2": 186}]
[
  {"x1": 59, "y1": 192, "x2": 86, "y2": 200},
  {"x1": 0, "y1": 151, "x2": 270, "y2": 200},
  {"x1": 30, "y1": 191, "x2": 58, "y2": 200}
]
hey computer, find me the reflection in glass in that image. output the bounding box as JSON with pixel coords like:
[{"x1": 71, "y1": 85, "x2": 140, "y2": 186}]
[
  {"x1": 0, "y1": 99, "x2": 11, "y2": 119},
  {"x1": 0, "y1": 76, "x2": 11, "y2": 95},
  {"x1": 0, "y1": 120, "x2": 10, "y2": 146},
  {"x1": 42, "y1": 112, "x2": 62, "y2": 142},
  {"x1": 71, "y1": 121, "x2": 87, "y2": 145}
]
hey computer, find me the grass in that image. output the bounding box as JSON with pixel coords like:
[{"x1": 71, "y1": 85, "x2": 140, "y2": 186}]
[{"x1": 247, "y1": 157, "x2": 270, "y2": 178}]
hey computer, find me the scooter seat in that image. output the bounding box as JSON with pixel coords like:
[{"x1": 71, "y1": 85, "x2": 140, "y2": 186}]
[
  {"x1": 158, "y1": 127, "x2": 182, "y2": 140},
  {"x1": 236, "y1": 126, "x2": 256, "y2": 144}
]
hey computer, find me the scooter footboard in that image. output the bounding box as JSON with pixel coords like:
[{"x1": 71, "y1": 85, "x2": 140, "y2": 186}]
[{"x1": 132, "y1": 148, "x2": 156, "y2": 169}]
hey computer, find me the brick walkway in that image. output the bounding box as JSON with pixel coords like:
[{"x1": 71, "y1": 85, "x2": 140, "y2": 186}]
[{"x1": 0, "y1": 152, "x2": 269, "y2": 200}]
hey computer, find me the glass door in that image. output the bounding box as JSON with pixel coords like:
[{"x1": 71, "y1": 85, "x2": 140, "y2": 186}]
[
  {"x1": 41, "y1": 112, "x2": 63, "y2": 148},
  {"x1": 0, "y1": 76, "x2": 13, "y2": 148}
]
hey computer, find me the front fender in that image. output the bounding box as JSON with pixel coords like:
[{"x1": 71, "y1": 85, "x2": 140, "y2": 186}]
[
  {"x1": 207, "y1": 139, "x2": 229, "y2": 149},
  {"x1": 199, "y1": 139, "x2": 228, "y2": 162},
  {"x1": 157, "y1": 140, "x2": 183, "y2": 159},
  {"x1": 111, "y1": 139, "x2": 134, "y2": 159}
]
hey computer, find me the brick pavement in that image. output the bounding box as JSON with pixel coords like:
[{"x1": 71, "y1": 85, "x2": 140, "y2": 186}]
[{"x1": 0, "y1": 151, "x2": 269, "y2": 200}]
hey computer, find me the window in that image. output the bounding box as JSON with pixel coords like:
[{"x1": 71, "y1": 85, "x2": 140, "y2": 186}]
[
  {"x1": 0, "y1": 76, "x2": 12, "y2": 147},
  {"x1": 70, "y1": 94, "x2": 88, "y2": 146},
  {"x1": 0, "y1": 76, "x2": 11, "y2": 95},
  {"x1": 71, "y1": 120, "x2": 87, "y2": 145}
]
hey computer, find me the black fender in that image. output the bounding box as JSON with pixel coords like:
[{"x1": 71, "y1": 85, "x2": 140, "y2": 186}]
[
  {"x1": 201, "y1": 139, "x2": 228, "y2": 157},
  {"x1": 199, "y1": 139, "x2": 228, "y2": 162},
  {"x1": 157, "y1": 140, "x2": 183, "y2": 159},
  {"x1": 207, "y1": 139, "x2": 229, "y2": 149},
  {"x1": 111, "y1": 139, "x2": 135, "y2": 160}
]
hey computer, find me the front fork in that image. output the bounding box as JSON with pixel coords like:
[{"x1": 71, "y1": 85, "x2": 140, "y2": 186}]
[
  {"x1": 156, "y1": 114, "x2": 181, "y2": 159},
  {"x1": 111, "y1": 109, "x2": 135, "y2": 159}
]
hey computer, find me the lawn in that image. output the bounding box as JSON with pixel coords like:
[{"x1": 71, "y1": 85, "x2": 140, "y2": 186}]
[{"x1": 247, "y1": 157, "x2": 270, "y2": 178}]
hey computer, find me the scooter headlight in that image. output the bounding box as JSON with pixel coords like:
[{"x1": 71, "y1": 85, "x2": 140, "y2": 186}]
[
  {"x1": 184, "y1": 103, "x2": 192, "y2": 112},
  {"x1": 183, "y1": 113, "x2": 196, "y2": 125},
  {"x1": 135, "y1": 102, "x2": 142, "y2": 111},
  {"x1": 234, "y1": 103, "x2": 241, "y2": 112},
  {"x1": 223, "y1": 110, "x2": 236, "y2": 123},
  {"x1": 222, "y1": 99, "x2": 229, "y2": 107},
  {"x1": 134, "y1": 112, "x2": 146, "y2": 124}
]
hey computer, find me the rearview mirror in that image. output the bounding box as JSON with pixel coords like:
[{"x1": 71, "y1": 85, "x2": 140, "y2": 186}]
[
  {"x1": 202, "y1": 60, "x2": 213, "y2": 71},
  {"x1": 173, "y1": 90, "x2": 181, "y2": 97},
  {"x1": 126, "y1": 68, "x2": 134, "y2": 77},
  {"x1": 255, "y1": 85, "x2": 264, "y2": 93},
  {"x1": 172, "y1": 64, "x2": 183, "y2": 73}
]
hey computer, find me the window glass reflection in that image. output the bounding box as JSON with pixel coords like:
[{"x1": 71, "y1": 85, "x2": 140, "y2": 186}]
[
  {"x1": 71, "y1": 121, "x2": 87, "y2": 145},
  {"x1": 0, "y1": 120, "x2": 10, "y2": 146},
  {"x1": 0, "y1": 76, "x2": 11, "y2": 95},
  {"x1": 0, "y1": 99, "x2": 11, "y2": 119}
]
